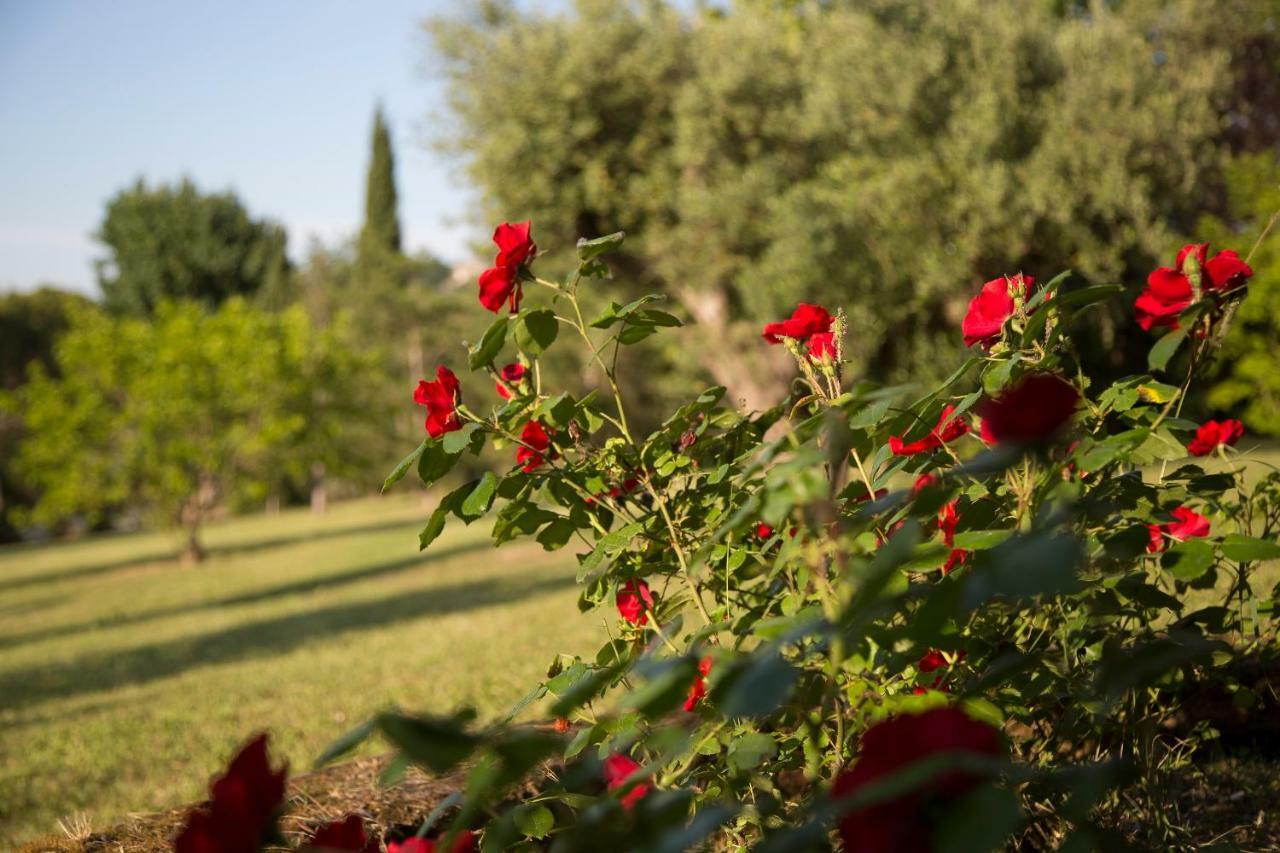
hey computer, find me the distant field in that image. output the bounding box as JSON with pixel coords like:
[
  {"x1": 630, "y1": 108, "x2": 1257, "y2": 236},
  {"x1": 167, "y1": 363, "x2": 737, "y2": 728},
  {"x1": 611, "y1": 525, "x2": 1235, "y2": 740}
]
[{"x1": 0, "y1": 495, "x2": 599, "y2": 846}]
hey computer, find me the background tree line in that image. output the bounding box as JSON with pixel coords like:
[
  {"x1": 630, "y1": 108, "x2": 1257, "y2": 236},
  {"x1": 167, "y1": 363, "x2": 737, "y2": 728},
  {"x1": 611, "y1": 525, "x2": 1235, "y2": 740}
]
[
  {"x1": 3, "y1": 0, "x2": 1279, "y2": 551},
  {"x1": 430, "y1": 0, "x2": 1280, "y2": 414}
]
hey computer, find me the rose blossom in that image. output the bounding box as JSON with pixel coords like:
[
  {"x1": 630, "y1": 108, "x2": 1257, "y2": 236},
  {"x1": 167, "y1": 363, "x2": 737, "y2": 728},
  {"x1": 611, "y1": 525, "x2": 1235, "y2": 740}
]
[
  {"x1": 604, "y1": 754, "x2": 650, "y2": 809},
  {"x1": 832, "y1": 707, "x2": 1005, "y2": 853},
  {"x1": 414, "y1": 366, "x2": 463, "y2": 438},
  {"x1": 1146, "y1": 506, "x2": 1211, "y2": 553},
  {"x1": 888, "y1": 405, "x2": 970, "y2": 456},
  {"x1": 616, "y1": 578, "x2": 655, "y2": 625},
  {"x1": 762, "y1": 303, "x2": 833, "y2": 345},
  {"x1": 1186, "y1": 419, "x2": 1244, "y2": 457},
  {"x1": 977, "y1": 374, "x2": 1079, "y2": 445},
  {"x1": 496, "y1": 362, "x2": 527, "y2": 400},
  {"x1": 961, "y1": 273, "x2": 1036, "y2": 349}
]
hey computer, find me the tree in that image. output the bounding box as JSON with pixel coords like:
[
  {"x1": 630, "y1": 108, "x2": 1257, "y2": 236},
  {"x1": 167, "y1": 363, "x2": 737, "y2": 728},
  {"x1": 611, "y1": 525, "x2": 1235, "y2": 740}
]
[
  {"x1": 1198, "y1": 152, "x2": 1280, "y2": 434},
  {"x1": 359, "y1": 105, "x2": 403, "y2": 264},
  {"x1": 0, "y1": 287, "x2": 95, "y2": 542},
  {"x1": 96, "y1": 178, "x2": 290, "y2": 315},
  {"x1": 429, "y1": 0, "x2": 1260, "y2": 404},
  {"x1": 8, "y1": 300, "x2": 373, "y2": 561}
]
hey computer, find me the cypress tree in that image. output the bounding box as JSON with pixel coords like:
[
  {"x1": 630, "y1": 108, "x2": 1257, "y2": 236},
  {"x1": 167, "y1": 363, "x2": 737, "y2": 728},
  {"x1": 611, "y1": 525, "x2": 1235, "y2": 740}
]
[{"x1": 359, "y1": 106, "x2": 402, "y2": 263}]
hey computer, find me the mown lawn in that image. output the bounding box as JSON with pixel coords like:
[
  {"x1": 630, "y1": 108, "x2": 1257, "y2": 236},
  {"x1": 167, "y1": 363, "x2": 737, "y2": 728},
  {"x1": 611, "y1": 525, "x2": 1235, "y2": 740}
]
[{"x1": 0, "y1": 495, "x2": 599, "y2": 846}]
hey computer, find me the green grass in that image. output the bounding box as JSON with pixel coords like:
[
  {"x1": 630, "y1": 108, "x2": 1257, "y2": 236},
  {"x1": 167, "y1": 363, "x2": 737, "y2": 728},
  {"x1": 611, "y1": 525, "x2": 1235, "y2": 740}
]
[{"x1": 0, "y1": 495, "x2": 600, "y2": 846}]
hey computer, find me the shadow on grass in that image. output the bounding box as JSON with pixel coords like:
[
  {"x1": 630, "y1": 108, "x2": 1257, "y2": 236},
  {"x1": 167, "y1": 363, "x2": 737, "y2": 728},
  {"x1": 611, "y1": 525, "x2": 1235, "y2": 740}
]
[
  {"x1": 0, "y1": 515, "x2": 422, "y2": 595},
  {"x1": 0, "y1": 537, "x2": 491, "y2": 652},
  {"x1": 2, "y1": 564, "x2": 574, "y2": 715}
]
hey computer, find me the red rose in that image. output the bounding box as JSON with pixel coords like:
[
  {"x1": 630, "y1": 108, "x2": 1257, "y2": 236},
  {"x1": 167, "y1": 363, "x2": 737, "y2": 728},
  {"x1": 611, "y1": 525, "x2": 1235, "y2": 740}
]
[
  {"x1": 414, "y1": 366, "x2": 463, "y2": 438},
  {"x1": 683, "y1": 658, "x2": 713, "y2": 712},
  {"x1": 912, "y1": 473, "x2": 939, "y2": 493},
  {"x1": 387, "y1": 831, "x2": 476, "y2": 853},
  {"x1": 942, "y1": 548, "x2": 969, "y2": 575},
  {"x1": 1202, "y1": 249, "x2": 1252, "y2": 292},
  {"x1": 1136, "y1": 243, "x2": 1253, "y2": 331},
  {"x1": 175, "y1": 734, "x2": 287, "y2": 853},
  {"x1": 807, "y1": 331, "x2": 837, "y2": 361},
  {"x1": 478, "y1": 264, "x2": 520, "y2": 314},
  {"x1": 493, "y1": 221, "x2": 536, "y2": 267},
  {"x1": 977, "y1": 374, "x2": 1079, "y2": 445},
  {"x1": 616, "y1": 578, "x2": 654, "y2": 625},
  {"x1": 477, "y1": 222, "x2": 537, "y2": 314},
  {"x1": 604, "y1": 754, "x2": 650, "y2": 809},
  {"x1": 888, "y1": 405, "x2": 970, "y2": 456},
  {"x1": 937, "y1": 501, "x2": 959, "y2": 548},
  {"x1": 962, "y1": 273, "x2": 1035, "y2": 349},
  {"x1": 1187, "y1": 419, "x2": 1244, "y2": 457},
  {"x1": 496, "y1": 362, "x2": 527, "y2": 400},
  {"x1": 1146, "y1": 506, "x2": 1211, "y2": 554},
  {"x1": 762, "y1": 303, "x2": 833, "y2": 345},
  {"x1": 515, "y1": 421, "x2": 553, "y2": 472},
  {"x1": 833, "y1": 708, "x2": 1005, "y2": 853},
  {"x1": 306, "y1": 815, "x2": 377, "y2": 852}
]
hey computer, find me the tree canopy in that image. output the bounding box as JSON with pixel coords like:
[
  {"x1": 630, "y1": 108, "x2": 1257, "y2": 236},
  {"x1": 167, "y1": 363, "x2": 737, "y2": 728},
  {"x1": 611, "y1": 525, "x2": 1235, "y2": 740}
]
[
  {"x1": 7, "y1": 300, "x2": 374, "y2": 559},
  {"x1": 430, "y1": 0, "x2": 1265, "y2": 404},
  {"x1": 96, "y1": 178, "x2": 291, "y2": 315}
]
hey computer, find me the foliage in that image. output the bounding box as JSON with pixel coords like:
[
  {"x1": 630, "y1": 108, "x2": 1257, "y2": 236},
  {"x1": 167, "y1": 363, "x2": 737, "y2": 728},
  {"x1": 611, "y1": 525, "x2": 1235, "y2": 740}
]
[
  {"x1": 1198, "y1": 152, "x2": 1280, "y2": 435},
  {"x1": 360, "y1": 105, "x2": 404, "y2": 263},
  {"x1": 96, "y1": 178, "x2": 291, "y2": 315},
  {"x1": 6, "y1": 300, "x2": 374, "y2": 558},
  {"x1": 430, "y1": 0, "x2": 1260, "y2": 400},
  {"x1": 255, "y1": 219, "x2": 1279, "y2": 851},
  {"x1": 0, "y1": 287, "x2": 96, "y2": 542}
]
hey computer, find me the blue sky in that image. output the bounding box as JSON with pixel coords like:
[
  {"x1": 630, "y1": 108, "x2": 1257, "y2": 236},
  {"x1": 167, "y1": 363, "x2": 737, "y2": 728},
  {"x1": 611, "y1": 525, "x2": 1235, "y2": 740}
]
[{"x1": 0, "y1": 0, "x2": 497, "y2": 295}]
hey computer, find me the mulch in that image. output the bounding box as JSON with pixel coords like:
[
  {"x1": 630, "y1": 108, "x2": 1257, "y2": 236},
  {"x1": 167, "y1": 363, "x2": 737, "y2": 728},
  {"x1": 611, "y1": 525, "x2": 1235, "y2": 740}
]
[{"x1": 18, "y1": 755, "x2": 464, "y2": 853}]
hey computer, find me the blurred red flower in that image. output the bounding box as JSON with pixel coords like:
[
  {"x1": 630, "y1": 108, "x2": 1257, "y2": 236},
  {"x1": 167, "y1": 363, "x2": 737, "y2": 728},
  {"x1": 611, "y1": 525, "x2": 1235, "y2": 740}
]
[
  {"x1": 833, "y1": 708, "x2": 1004, "y2": 853},
  {"x1": 977, "y1": 374, "x2": 1079, "y2": 445},
  {"x1": 1146, "y1": 506, "x2": 1211, "y2": 553},
  {"x1": 1187, "y1": 419, "x2": 1244, "y2": 457},
  {"x1": 604, "y1": 754, "x2": 650, "y2": 809},
  {"x1": 174, "y1": 733, "x2": 287, "y2": 853}
]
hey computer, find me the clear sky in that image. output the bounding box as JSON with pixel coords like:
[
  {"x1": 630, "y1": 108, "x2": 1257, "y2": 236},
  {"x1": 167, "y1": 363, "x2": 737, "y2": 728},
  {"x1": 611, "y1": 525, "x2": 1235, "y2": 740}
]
[{"x1": 0, "y1": 0, "x2": 490, "y2": 296}]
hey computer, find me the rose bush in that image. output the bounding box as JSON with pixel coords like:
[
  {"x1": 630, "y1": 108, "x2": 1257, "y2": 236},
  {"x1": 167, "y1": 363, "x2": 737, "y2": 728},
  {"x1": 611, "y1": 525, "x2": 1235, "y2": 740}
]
[{"x1": 182, "y1": 226, "x2": 1280, "y2": 851}]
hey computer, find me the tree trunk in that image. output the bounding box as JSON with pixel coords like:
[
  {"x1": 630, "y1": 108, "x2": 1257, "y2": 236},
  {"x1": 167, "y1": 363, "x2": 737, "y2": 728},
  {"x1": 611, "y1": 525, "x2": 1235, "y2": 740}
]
[
  {"x1": 181, "y1": 524, "x2": 205, "y2": 565},
  {"x1": 265, "y1": 494, "x2": 281, "y2": 515},
  {"x1": 676, "y1": 284, "x2": 793, "y2": 412},
  {"x1": 310, "y1": 461, "x2": 328, "y2": 514}
]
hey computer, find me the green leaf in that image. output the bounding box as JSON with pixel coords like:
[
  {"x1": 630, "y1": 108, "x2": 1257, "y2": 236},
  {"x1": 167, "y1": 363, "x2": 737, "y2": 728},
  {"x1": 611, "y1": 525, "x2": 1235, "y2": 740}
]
[
  {"x1": 376, "y1": 712, "x2": 481, "y2": 774},
  {"x1": 1221, "y1": 534, "x2": 1280, "y2": 563},
  {"x1": 1165, "y1": 538, "x2": 1215, "y2": 581},
  {"x1": 951, "y1": 530, "x2": 1011, "y2": 550},
  {"x1": 461, "y1": 471, "x2": 498, "y2": 518},
  {"x1": 933, "y1": 785, "x2": 1022, "y2": 853},
  {"x1": 1147, "y1": 327, "x2": 1187, "y2": 372},
  {"x1": 515, "y1": 309, "x2": 559, "y2": 355},
  {"x1": 314, "y1": 717, "x2": 376, "y2": 768},
  {"x1": 576, "y1": 230, "x2": 625, "y2": 261},
  {"x1": 617, "y1": 324, "x2": 657, "y2": 345},
  {"x1": 727, "y1": 731, "x2": 776, "y2": 772},
  {"x1": 469, "y1": 315, "x2": 509, "y2": 369},
  {"x1": 419, "y1": 441, "x2": 461, "y2": 487},
  {"x1": 442, "y1": 422, "x2": 481, "y2": 454},
  {"x1": 383, "y1": 440, "x2": 427, "y2": 493},
  {"x1": 513, "y1": 804, "x2": 555, "y2": 839},
  {"x1": 716, "y1": 648, "x2": 799, "y2": 717},
  {"x1": 419, "y1": 507, "x2": 447, "y2": 550},
  {"x1": 962, "y1": 533, "x2": 1082, "y2": 609},
  {"x1": 536, "y1": 518, "x2": 577, "y2": 551}
]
